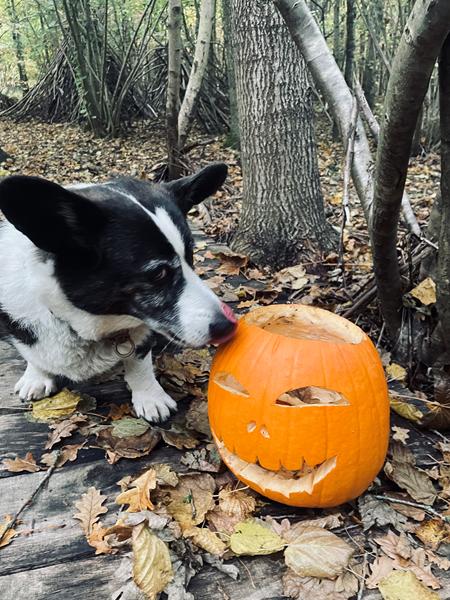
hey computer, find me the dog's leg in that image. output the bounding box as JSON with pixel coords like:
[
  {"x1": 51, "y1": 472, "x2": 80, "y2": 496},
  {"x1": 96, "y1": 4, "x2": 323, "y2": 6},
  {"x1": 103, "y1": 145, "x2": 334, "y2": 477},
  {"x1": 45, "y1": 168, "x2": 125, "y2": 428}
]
[
  {"x1": 124, "y1": 350, "x2": 177, "y2": 422},
  {"x1": 14, "y1": 362, "x2": 57, "y2": 401}
]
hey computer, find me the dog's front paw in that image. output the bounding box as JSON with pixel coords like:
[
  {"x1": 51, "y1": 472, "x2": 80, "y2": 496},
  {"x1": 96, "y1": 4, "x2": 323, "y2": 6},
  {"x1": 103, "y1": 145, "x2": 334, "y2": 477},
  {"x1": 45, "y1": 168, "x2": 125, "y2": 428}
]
[
  {"x1": 14, "y1": 367, "x2": 57, "y2": 402},
  {"x1": 132, "y1": 388, "x2": 177, "y2": 422}
]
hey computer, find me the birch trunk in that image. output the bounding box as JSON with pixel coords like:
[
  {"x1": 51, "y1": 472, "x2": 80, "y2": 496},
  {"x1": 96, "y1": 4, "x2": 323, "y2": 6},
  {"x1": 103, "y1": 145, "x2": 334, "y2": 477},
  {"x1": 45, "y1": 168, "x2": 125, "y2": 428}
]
[
  {"x1": 230, "y1": 0, "x2": 335, "y2": 268},
  {"x1": 166, "y1": 0, "x2": 183, "y2": 180},
  {"x1": 273, "y1": 0, "x2": 420, "y2": 235},
  {"x1": 372, "y1": 0, "x2": 450, "y2": 339},
  {"x1": 178, "y1": 0, "x2": 215, "y2": 148}
]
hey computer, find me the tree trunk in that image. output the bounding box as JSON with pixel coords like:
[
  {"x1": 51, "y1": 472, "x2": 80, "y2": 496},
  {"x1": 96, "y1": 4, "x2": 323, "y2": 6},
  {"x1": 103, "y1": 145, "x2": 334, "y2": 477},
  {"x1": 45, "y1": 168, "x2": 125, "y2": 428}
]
[
  {"x1": 178, "y1": 0, "x2": 215, "y2": 148},
  {"x1": 166, "y1": 0, "x2": 183, "y2": 180},
  {"x1": 230, "y1": 0, "x2": 335, "y2": 269},
  {"x1": 333, "y1": 0, "x2": 341, "y2": 69},
  {"x1": 344, "y1": 0, "x2": 356, "y2": 88},
  {"x1": 436, "y1": 34, "x2": 450, "y2": 364},
  {"x1": 273, "y1": 0, "x2": 420, "y2": 238},
  {"x1": 6, "y1": 0, "x2": 29, "y2": 93},
  {"x1": 222, "y1": 0, "x2": 240, "y2": 148},
  {"x1": 372, "y1": 0, "x2": 450, "y2": 341}
]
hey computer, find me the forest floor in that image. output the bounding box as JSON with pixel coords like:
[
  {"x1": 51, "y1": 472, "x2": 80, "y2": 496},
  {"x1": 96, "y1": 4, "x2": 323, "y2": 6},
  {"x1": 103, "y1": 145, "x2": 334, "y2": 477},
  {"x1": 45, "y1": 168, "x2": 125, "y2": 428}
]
[{"x1": 0, "y1": 118, "x2": 449, "y2": 600}]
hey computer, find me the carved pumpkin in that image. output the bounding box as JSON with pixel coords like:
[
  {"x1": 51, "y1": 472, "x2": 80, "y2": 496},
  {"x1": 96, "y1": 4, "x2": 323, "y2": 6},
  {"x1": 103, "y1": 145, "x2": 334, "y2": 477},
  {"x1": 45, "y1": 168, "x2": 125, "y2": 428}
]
[{"x1": 208, "y1": 305, "x2": 389, "y2": 508}]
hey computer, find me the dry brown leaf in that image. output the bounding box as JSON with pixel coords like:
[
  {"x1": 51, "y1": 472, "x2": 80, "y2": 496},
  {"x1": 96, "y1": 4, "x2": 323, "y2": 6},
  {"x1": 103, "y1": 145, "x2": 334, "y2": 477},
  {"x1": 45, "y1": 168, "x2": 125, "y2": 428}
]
[
  {"x1": 378, "y1": 570, "x2": 440, "y2": 599},
  {"x1": 410, "y1": 278, "x2": 437, "y2": 306},
  {"x1": 184, "y1": 526, "x2": 227, "y2": 556},
  {"x1": 41, "y1": 443, "x2": 85, "y2": 468},
  {"x1": 366, "y1": 556, "x2": 397, "y2": 589},
  {"x1": 218, "y1": 486, "x2": 256, "y2": 520},
  {"x1": 376, "y1": 531, "x2": 412, "y2": 562},
  {"x1": 96, "y1": 426, "x2": 161, "y2": 461},
  {"x1": 87, "y1": 522, "x2": 115, "y2": 555},
  {"x1": 185, "y1": 397, "x2": 210, "y2": 436},
  {"x1": 132, "y1": 523, "x2": 173, "y2": 599},
  {"x1": 415, "y1": 519, "x2": 450, "y2": 550},
  {"x1": 392, "y1": 426, "x2": 410, "y2": 444},
  {"x1": 0, "y1": 515, "x2": 17, "y2": 549},
  {"x1": 45, "y1": 415, "x2": 86, "y2": 450},
  {"x1": 74, "y1": 486, "x2": 108, "y2": 536},
  {"x1": 384, "y1": 447, "x2": 436, "y2": 505},
  {"x1": 115, "y1": 468, "x2": 157, "y2": 512},
  {"x1": 2, "y1": 452, "x2": 41, "y2": 473},
  {"x1": 153, "y1": 463, "x2": 179, "y2": 487},
  {"x1": 108, "y1": 403, "x2": 133, "y2": 420},
  {"x1": 166, "y1": 473, "x2": 215, "y2": 529},
  {"x1": 206, "y1": 507, "x2": 242, "y2": 535},
  {"x1": 282, "y1": 569, "x2": 355, "y2": 600},
  {"x1": 358, "y1": 495, "x2": 407, "y2": 532},
  {"x1": 159, "y1": 427, "x2": 199, "y2": 450},
  {"x1": 284, "y1": 526, "x2": 354, "y2": 579},
  {"x1": 104, "y1": 519, "x2": 134, "y2": 542}
]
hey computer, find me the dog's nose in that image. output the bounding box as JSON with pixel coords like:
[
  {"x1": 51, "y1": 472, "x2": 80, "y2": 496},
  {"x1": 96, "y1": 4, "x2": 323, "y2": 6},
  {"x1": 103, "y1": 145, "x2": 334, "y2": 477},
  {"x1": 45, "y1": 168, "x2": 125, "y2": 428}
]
[{"x1": 209, "y1": 302, "x2": 237, "y2": 345}]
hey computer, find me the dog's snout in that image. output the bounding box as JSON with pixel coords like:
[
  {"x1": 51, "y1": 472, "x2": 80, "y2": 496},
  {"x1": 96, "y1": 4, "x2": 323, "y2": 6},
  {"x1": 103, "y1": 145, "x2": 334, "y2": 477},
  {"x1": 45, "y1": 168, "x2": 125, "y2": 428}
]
[{"x1": 209, "y1": 302, "x2": 237, "y2": 345}]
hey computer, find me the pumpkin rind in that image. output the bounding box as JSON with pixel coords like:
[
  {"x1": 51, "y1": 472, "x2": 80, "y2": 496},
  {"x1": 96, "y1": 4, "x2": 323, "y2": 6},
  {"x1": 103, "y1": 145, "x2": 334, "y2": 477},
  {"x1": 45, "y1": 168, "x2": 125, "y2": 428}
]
[{"x1": 208, "y1": 305, "x2": 389, "y2": 508}]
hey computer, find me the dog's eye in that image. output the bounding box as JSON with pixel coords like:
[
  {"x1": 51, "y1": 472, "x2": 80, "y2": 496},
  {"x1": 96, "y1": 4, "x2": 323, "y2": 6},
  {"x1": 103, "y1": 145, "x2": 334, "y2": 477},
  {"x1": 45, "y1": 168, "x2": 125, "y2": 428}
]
[{"x1": 152, "y1": 267, "x2": 169, "y2": 282}]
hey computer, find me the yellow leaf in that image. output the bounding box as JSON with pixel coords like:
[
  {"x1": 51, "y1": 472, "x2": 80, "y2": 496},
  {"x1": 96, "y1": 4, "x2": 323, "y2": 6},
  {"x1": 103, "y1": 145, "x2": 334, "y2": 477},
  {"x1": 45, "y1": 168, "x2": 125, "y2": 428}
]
[
  {"x1": 386, "y1": 364, "x2": 407, "y2": 382},
  {"x1": 32, "y1": 389, "x2": 82, "y2": 421},
  {"x1": 184, "y1": 526, "x2": 227, "y2": 556},
  {"x1": 74, "y1": 487, "x2": 108, "y2": 536},
  {"x1": 284, "y1": 526, "x2": 354, "y2": 579},
  {"x1": 0, "y1": 516, "x2": 17, "y2": 549},
  {"x1": 115, "y1": 468, "x2": 157, "y2": 512},
  {"x1": 230, "y1": 518, "x2": 285, "y2": 556},
  {"x1": 132, "y1": 524, "x2": 173, "y2": 599},
  {"x1": 378, "y1": 570, "x2": 440, "y2": 599},
  {"x1": 410, "y1": 278, "x2": 437, "y2": 306},
  {"x1": 389, "y1": 395, "x2": 424, "y2": 424}
]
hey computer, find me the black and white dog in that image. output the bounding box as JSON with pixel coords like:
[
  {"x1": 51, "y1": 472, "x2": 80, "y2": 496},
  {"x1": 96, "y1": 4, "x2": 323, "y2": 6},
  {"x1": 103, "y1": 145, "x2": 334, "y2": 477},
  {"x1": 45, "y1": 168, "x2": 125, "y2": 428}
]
[{"x1": 0, "y1": 163, "x2": 237, "y2": 422}]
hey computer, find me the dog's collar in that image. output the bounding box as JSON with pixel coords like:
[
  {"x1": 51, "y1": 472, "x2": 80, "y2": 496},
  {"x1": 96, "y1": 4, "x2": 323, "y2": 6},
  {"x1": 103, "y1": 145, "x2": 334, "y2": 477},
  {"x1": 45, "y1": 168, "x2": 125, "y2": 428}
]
[{"x1": 108, "y1": 331, "x2": 136, "y2": 358}]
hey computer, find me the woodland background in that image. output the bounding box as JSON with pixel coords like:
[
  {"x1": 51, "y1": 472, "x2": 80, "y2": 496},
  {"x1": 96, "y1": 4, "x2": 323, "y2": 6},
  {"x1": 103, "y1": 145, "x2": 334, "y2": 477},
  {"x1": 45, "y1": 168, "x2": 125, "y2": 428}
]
[{"x1": 1, "y1": 1, "x2": 450, "y2": 599}]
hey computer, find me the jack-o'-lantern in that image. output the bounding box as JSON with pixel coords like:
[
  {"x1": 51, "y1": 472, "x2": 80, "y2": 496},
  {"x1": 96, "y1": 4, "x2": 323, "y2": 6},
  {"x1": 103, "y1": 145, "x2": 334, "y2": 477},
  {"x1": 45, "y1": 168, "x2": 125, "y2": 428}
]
[{"x1": 208, "y1": 305, "x2": 389, "y2": 508}]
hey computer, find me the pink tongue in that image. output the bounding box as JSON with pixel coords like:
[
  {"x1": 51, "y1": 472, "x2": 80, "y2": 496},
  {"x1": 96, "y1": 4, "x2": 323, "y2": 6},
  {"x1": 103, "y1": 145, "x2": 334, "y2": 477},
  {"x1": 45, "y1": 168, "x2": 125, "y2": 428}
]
[{"x1": 210, "y1": 303, "x2": 237, "y2": 345}]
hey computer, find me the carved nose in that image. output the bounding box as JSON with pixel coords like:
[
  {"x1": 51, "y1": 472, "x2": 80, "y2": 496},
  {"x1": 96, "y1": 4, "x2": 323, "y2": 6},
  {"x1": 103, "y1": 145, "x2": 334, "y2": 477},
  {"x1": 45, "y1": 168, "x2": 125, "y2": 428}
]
[{"x1": 209, "y1": 302, "x2": 237, "y2": 345}]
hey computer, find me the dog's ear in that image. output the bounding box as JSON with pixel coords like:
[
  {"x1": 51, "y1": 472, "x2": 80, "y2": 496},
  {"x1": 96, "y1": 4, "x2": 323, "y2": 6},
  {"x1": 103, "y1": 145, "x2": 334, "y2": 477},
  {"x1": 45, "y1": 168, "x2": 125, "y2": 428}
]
[
  {"x1": 0, "y1": 175, "x2": 106, "y2": 260},
  {"x1": 165, "y1": 163, "x2": 227, "y2": 214}
]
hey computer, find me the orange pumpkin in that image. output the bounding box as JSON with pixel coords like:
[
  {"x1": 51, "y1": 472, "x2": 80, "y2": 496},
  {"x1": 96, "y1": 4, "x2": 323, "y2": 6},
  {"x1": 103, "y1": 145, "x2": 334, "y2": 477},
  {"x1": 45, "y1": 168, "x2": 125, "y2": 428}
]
[{"x1": 208, "y1": 304, "x2": 389, "y2": 508}]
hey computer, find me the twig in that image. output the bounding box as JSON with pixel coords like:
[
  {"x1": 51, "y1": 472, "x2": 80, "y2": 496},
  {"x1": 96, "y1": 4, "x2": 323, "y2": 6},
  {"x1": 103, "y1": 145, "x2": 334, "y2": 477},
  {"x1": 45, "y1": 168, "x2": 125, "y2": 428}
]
[
  {"x1": 354, "y1": 79, "x2": 380, "y2": 140},
  {"x1": 357, "y1": 553, "x2": 368, "y2": 600},
  {"x1": 373, "y1": 494, "x2": 448, "y2": 522},
  {"x1": 0, "y1": 450, "x2": 61, "y2": 545}
]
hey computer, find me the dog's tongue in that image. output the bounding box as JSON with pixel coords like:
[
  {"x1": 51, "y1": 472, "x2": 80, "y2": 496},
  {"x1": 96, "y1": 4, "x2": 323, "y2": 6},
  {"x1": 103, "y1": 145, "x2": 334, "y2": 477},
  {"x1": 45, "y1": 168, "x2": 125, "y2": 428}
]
[{"x1": 210, "y1": 302, "x2": 238, "y2": 346}]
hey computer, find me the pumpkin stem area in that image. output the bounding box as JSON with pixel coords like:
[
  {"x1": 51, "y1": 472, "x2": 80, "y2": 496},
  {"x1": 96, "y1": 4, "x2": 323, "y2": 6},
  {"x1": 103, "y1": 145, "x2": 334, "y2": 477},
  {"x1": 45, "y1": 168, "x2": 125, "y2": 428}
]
[{"x1": 244, "y1": 305, "x2": 364, "y2": 344}]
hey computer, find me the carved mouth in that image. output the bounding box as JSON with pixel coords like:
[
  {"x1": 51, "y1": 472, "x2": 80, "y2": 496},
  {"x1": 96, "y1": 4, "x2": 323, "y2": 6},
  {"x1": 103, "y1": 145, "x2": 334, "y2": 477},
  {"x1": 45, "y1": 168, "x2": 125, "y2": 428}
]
[{"x1": 215, "y1": 438, "x2": 337, "y2": 498}]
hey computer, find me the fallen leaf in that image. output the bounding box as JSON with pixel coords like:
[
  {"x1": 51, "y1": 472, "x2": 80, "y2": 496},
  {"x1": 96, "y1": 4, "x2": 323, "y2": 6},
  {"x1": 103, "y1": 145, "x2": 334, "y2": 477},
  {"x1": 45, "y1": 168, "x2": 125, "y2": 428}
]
[
  {"x1": 165, "y1": 473, "x2": 215, "y2": 529},
  {"x1": 410, "y1": 278, "x2": 436, "y2": 306},
  {"x1": 181, "y1": 445, "x2": 222, "y2": 472},
  {"x1": 0, "y1": 516, "x2": 17, "y2": 549},
  {"x1": 45, "y1": 415, "x2": 86, "y2": 450},
  {"x1": 378, "y1": 570, "x2": 440, "y2": 599},
  {"x1": 153, "y1": 463, "x2": 179, "y2": 487},
  {"x1": 32, "y1": 389, "x2": 82, "y2": 421},
  {"x1": 392, "y1": 426, "x2": 410, "y2": 444},
  {"x1": 159, "y1": 427, "x2": 199, "y2": 450},
  {"x1": 108, "y1": 403, "x2": 132, "y2": 420},
  {"x1": 230, "y1": 518, "x2": 285, "y2": 556},
  {"x1": 184, "y1": 526, "x2": 227, "y2": 555},
  {"x1": 282, "y1": 569, "x2": 355, "y2": 599},
  {"x1": 185, "y1": 397, "x2": 210, "y2": 436},
  {"x1": 218, "y1": 486, "x2": 256, "y2": 520},
  {"x1": 115, "y1": 468, "x2": 157, "y2": 512},
  {"x1": 366, "y1": 556, "x2": 396, "y2": 589},
  {"x1": 2, "y1": 452, "x2": 41, "y2": 473},
  {"x1": 415, "y1": 519, "x2": 450, "y2": 550},
  {"x1": 41, "y1": 443, "x2": 85, "y2": 468},
  {"x1": 384, "y1": 460, "x2": 436, "y2": 504},
  {"x1": 284, "y1": 526, "x2": 354, "y2": 579},
  {"x1": 132, "y1": 523, "x2": 173, "y2": 599},
  {"x1": 386, "y1": 363, "x2": 407, "y2": 382},
  {"x1": 358, "y1": 495, "x2": 407, "y2": 531},
  {"x1": 376, "y1": 531, "x2": 412, "y2": 561},
  {"x1": 207, "y1": 507, "x2": 242, "y2": 535},
  {"x1": 96, "y1": 426, "x2": 161, "y2": 461},
  {"x1": 87, "y1": 522, "x2": 115, "y2": 555},
  {"x1": 111, "y1": 417, "x2": 150, "y2": 439},
  {"x1": 74, "y1": 487, "x2": 108, "y2": 536}
]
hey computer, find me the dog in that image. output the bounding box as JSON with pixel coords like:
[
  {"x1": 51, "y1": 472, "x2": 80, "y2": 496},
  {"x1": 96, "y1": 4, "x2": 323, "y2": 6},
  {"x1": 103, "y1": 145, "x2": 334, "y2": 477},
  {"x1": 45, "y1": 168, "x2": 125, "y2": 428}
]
[{"x1": 0, "y1": 163, "x2": 237, "y2": 422}]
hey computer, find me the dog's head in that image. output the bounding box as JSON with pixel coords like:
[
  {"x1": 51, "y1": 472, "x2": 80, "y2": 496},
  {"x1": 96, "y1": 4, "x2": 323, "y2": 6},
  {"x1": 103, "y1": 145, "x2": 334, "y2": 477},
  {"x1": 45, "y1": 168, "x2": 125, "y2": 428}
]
[{"x1": 0, "y1": 164, "x2": 237, "y2": 347}]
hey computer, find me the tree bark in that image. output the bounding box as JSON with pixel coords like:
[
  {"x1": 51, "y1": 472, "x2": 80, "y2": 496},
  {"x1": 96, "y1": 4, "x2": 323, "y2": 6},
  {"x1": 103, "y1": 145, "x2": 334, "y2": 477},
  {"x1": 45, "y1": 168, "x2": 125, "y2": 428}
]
[
  {"x1": 230, "y1": 0, "x2": 335, "y2": 269},
  {"x1": 222, "y1": 0, "x2": 240, "y2": 148},
  {"x1": 344, "y1": 0, "x2": 355, "y2": 88},
  {"x1": 372, "y1": 0, "x2": 450, "y2": 341},
  {"x1": 166, "y1": 0, "x2": 183, "y2": 179},
  {"x1": 333, "y1": 0, "x2": 341, "y2": 69},
  {"x1": 273, "y1": 0, "x2": 420, "y2": 238},
  {"x1": 178, "y1": 0, "x2": 215, "y2": 148},
  {"x1": 436, "y1": 34, "x2": 450, "y2": 363}
]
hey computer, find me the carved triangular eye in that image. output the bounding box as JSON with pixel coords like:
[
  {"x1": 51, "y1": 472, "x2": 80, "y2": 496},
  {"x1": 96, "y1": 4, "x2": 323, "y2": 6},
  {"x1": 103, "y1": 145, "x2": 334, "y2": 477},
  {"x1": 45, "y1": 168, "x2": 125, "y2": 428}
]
[
  {"x1": 276, "y1": 386, "x2": 349, "y2": 407},
  {"x1": 213, "y1": 372, "x2": 250, "y2": 397}
]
